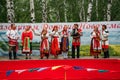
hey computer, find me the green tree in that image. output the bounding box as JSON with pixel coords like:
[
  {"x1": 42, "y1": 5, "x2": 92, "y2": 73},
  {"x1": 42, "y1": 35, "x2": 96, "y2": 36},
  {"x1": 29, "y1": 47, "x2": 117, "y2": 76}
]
[
  {"x1": 0, "y1": 0, "x2": 7, "y2": 22},
  {"x1": 14, "y1": 0, "x2": 30, "y2": 23}
]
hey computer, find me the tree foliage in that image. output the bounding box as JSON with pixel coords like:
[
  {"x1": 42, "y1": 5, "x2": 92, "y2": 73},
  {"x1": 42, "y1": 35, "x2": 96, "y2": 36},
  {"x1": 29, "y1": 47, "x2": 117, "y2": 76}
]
[{"x1": 0, "y1": 0, "x2": 7, "y2": 22}]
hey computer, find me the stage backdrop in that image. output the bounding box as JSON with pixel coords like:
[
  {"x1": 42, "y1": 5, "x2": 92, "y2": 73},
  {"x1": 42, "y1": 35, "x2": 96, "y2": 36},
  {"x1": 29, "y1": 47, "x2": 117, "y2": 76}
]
[{"x1": 0, "y1": 21, "x2": 120, "y2": 56}]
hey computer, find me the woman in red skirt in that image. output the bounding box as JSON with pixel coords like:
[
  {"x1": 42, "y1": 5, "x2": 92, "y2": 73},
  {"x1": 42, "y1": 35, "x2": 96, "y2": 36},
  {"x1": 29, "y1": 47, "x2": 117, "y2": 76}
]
[
  {"x1": 32, "y1": 27, "x2": 49, "y2": 59},
  {"x1": 21, "y1": 25, "x2": 33, "y2": 59},
  {"x1": 61, "y1": 25, "x2": 69, "y2": 59},
  {"x1": 50, "y1": 26, "x2": 60, "y2": 59},
  {"x1": 90, "y1": 26, "x2": 101, "y2": 58}
]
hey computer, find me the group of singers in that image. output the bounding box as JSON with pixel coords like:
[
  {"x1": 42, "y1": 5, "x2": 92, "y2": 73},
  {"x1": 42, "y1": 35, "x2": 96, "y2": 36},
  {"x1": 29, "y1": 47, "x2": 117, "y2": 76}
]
[{"x1": 6, "y1": 23, "x2": 109, "y2": 60}]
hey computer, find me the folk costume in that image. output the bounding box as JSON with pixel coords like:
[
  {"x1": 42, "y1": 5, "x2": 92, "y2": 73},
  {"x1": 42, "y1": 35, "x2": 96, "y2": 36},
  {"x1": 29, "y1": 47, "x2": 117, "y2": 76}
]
[
  {"x1": 61, "y1": 26, "x2": 69, "y2": 59},
  {"x1": 40, "y1": 30, "x2": 49, "y2": 59},
  {"x1": 6, "y1": 25, "x2": 19, "y2": 59},
  {"x1": 33, "y1": 29, "x2": 49, "y2": 59},
  {"x1": 71, "y1": 24, "x2": 82, "y2": 58},
  {"x1": 50, "y1": 26, "x2": 60, "y2": 58},
  {"x1": 90, "y1": 29, "x2": 101, "y2": 58},
  {"x1": 102, "y1": 28, "x2": 109, "y2": 58},
  {"x1": 21, "y1": 28, "x2": 33, "y2": 59}
]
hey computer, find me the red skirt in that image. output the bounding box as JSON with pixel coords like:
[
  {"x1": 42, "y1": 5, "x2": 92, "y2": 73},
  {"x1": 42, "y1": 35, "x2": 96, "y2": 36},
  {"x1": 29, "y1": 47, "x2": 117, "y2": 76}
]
[
  {"x1": 90, "y1": 38, "x2": 101, "y2": 56},
  {"x1": 40, "y1": 38, "x2": 49, "y2": 54},
  {"x1": 51, "y1": 37, "x2": 60, "y2": 55},
  {"x1": 9, "y1": 39, "x2": 17, "y2": 46}
]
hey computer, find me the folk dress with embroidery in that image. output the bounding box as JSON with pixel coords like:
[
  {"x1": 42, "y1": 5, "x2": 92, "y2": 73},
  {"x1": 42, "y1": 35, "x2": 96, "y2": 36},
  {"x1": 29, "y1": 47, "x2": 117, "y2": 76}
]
[
  {"x1": 90, "y1": 31, "x2": 101, "y2": 55},
  {"x1": 21, "y1": 31, "x2": 33, "y2": 53},
  {"x1": 51, "y1": 31, "x2": 60, "y2": 55}
]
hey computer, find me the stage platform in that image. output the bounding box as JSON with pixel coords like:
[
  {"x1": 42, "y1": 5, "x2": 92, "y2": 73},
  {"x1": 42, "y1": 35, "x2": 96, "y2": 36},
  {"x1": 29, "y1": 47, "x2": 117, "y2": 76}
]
[{"x1": 0, "y1": 59, "x2": 120, "y2": 80}]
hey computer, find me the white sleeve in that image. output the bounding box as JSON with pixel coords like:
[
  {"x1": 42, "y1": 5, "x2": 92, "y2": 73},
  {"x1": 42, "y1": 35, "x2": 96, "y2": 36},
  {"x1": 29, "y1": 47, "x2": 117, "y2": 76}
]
[
  {"x1": 90, "y1": 32, "x2": 94, "y2": 39},
  {"x1": 33, "y1": 30, "x2": 41, "y2": 36},
  {"x1": 103, "y1": 30, "x2": 109, "y2": 37}
]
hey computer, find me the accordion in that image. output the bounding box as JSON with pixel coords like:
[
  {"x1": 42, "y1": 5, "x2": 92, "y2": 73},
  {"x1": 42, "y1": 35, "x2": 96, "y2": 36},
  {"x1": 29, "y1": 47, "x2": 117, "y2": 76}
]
[{"x1": 71, "y1": 29, "x2": 79, "y2": 36}]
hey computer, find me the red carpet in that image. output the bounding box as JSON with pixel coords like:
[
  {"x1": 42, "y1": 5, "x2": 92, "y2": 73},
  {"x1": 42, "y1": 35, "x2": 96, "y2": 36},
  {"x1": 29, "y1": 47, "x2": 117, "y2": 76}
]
[{"x1": 0, "y1": 59, "x2": 120, "y2": 80}]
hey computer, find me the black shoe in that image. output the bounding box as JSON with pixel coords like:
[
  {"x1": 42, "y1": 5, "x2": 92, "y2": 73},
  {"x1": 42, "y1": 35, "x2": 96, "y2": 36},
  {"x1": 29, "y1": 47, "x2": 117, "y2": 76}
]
[
  {"x1": 14, "y1": 58, "x2": 17, "y2": 60},
  {"x1": 103, "y1": 57, "x2": 107, "y2": 58},
  {"x1": 9, "y1": 58, "x2": 12, "y2": 60},
  {"x1": 46, "y1": 57, "x2": 49, "y2": 59},
  {"x1": 26, "y1": 57, "x2": 28, "y2": 59},
  {"x1": 96, "y1": 56, "x2": 99, "y2": 58}
]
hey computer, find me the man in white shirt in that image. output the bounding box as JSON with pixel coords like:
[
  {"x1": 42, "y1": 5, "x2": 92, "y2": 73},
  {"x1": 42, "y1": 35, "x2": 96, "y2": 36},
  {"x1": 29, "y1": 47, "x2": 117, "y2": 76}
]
[
  {"x1": 6, "y1": 24, "x2": 19, "y2": 60},
  {"x1": 102, "y1": 25, "x2": 109, "y2": 58}
]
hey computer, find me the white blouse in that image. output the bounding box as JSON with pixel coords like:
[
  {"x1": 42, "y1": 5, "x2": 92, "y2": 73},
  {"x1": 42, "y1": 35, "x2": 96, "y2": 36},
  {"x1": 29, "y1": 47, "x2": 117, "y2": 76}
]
[
  {"x1": 6, "y1": 30, "x2": 19, "y2": 39},
  {"x1": 102, "y1": 29, "x2": 109, "y2": 40}
]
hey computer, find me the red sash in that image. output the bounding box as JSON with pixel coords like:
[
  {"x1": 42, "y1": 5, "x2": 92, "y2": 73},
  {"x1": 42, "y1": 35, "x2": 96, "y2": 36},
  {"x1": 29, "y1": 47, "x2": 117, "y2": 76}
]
[
  {"x1": 9, "y1": 39, "x2": 17, "y2": 46},
  {"x1": 72, "y1": 38, "x2": 80, "y2": 48},
  {"x1": 22, "y1": 37, "x2": 30, "y2": 53}
]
